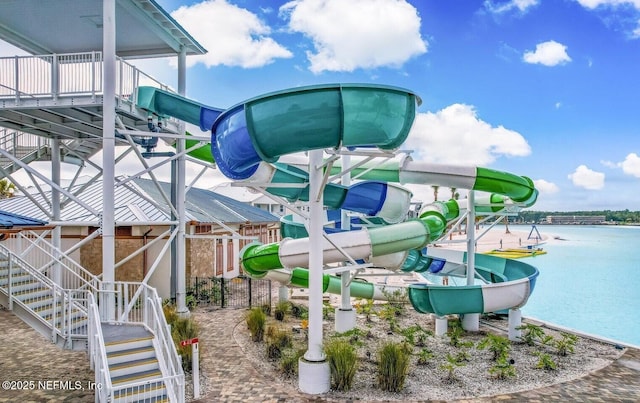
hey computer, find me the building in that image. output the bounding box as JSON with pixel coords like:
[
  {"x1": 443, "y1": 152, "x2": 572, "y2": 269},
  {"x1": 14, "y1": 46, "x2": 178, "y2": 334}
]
[{"x1": 545, "y1": 215, "x2": 606, "y2": 225}]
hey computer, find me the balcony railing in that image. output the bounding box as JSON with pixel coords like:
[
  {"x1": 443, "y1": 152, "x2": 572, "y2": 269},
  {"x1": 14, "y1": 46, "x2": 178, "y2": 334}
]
[{"x1": 0, "y1": 51, "x2": 171, "y2": 104}]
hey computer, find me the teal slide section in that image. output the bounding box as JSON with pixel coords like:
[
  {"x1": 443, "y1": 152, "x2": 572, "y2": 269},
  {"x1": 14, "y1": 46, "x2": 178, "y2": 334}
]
[{"x1": 135, "y1": 84, "x2": 540, "y2": 315}]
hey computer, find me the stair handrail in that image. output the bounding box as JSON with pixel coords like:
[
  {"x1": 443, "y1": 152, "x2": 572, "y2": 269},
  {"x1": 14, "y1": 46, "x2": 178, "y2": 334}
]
[
  {"x1": 11, "y1": 231, "x2": 102, "y2": 293},
  {"x1": 146, "y1": 290, "x2": 185, "y2": 403},
  {"x1": 87, "y1": 291, "x2": 113, "y2": 402},
  {"x1": 0, "y1": 244, "x2": 69, "y2": 338}
]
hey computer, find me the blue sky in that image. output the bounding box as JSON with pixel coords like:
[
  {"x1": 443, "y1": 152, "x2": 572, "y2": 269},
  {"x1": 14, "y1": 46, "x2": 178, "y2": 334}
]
[{"x1": 3, "y1": 0, "x2": 640, "y2": 211}]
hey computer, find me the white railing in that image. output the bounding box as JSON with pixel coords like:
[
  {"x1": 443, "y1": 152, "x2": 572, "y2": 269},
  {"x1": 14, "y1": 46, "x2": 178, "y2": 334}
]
[
  {"x1": 6, "y1": 230, "x2": 101, "y2": 293},
  {"x1": 113, "y1": 281, "x2": 184, "y2": 403},
  {"x1": 0, "y1": 51, "x2": 171, "y2": 102},
  {"x1": 0, "y1": 128, "x2": 50, "y2": 160},
  {"x1": 88, "y1": 291, "x2": 113, "y2": 403}
]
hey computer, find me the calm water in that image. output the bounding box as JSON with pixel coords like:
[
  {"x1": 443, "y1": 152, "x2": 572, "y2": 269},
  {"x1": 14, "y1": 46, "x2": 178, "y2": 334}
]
[{"x1": 513, "y1": 224, "x2": 640, "y2": 347}]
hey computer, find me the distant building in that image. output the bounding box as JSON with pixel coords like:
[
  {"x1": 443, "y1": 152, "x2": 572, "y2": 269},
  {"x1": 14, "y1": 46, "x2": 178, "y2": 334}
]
[{"x1": 545, "y1": 215, "x2": 606, "y2": 224}]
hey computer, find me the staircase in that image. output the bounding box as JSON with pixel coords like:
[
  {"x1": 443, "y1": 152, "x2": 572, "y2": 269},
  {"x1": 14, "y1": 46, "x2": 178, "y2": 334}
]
[
  {"x1": 104, "y1": 324, "x2": 169, "y2": 402},
  {"x1": 0, "y1": 128, "x2": 103, "y2": 178},
  {"x1": 0, "y1": 248, "x2": 88, "y2": 350}
]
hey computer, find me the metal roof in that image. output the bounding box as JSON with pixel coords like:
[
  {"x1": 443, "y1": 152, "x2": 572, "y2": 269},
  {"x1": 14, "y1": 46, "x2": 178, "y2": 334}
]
[
  {"x1": 0, "y1": 177, "x2": 279, "y2": 225},
  {"x1": 133, "y1": 178, "x2": 280, "y2": 224},
  {"x1": 0, "y1": 209, "x2": 46, "y2": 228},
  {"x1": 0, "y1": 0, "x2": 206, "y2": 58}
]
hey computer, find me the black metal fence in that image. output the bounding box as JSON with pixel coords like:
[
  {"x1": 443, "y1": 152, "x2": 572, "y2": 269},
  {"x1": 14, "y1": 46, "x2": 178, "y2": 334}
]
[{"x1": 187, "y1": 276, "x2": 272, "y2": 310}]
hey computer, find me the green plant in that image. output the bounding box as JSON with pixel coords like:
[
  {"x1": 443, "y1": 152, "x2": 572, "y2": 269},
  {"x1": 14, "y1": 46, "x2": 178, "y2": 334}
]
[
  {"x1": 440, "y1": 353, "x2": 466, "y2": 382},
  {"x1": 245, "y1": 307, "x2": 266, "y2": 342},
  {"x1": 322, "y1": 301, "x2": 333, "y2": 320},
  {"x1": 534, "y1": 351, "x2": 557, "y2": 371},
  {"x1": 554, "y1": 333, "x2": 578, "y2": 356},
  {"x1": 279, "y1": 348, "x2": 304, "y2": 378},
  {"x1": 447, "y1": 319, "x2": 474, "y2": 348},
  {"x1": 325, "y1": 339, "x2": 359, "y2": 391},
  {"x1": 163, "y1": 303, "x2": 179, "y2": 325},
  {"x1": 376, "y1": 342, "x2": 410, "y2": 392},
  {"x1": 489, "y1": 357, "x2": 517, "y2": 380},
  {"x1": 416, "y1": 348, "x2": 434, "y2": 365},
  {"x1": 378, "y1": 304, "x2": 399, "y2": 333},
  {"x1": 260, "y1": 303, "x2": 272, "y2": 316},
  {"x1": 355, "y1": 298, "x2": 375, "y2": 322},
  {"x1": 517, "y1": 323, "x2": 546, "y2": 346},
  {"x1": 274, "y1": 300, "x2": 291, "y2": 321},
  {"x1": 477, "y1": 333, "x2": 511, "y2": 361},
  {"x1": 401, "y1": 324, "x2": 432, "y2": 347},
  {"x1": 330, "y1": 328, "x2": 366, "y2": 347},
  {"x1": 171, "y1": 316, "x2": 199, "y2": 371},
  {"x1": 382, "y1": 287, "x2": 408, "y2": 316},
  {"x1": 265, "y1": 326, "x2": 292, "y2": 360},
  {"x1": 290, "y1": 302, "x2": 308, "y2": 319}
]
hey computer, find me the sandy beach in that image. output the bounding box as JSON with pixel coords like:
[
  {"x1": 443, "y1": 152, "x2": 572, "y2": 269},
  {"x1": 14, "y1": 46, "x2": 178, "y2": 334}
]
[{"x1": 439, "y1": 224, "x2": 548, "y2": 253}]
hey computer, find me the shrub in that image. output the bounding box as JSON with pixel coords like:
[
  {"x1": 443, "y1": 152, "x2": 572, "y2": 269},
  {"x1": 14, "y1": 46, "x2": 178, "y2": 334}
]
[
  {"x1": 280, "y1": 348, "x2": 304, "y2": 378},
  {"x1": 376, "y1": 342, "x2": 410, "y2": 392},
  {"x1": 325, "y1": 339, "x2": 358, "y2": 391},
  {"x1": 489, "y1": 357, "x2": 517, "y2": 380},
  {"x1": 477, "y1": 333, "x2": 511, "y2": 361},
  {"x1": 401, "y1": 324, "x2": 432, "y2": 347},
  {"x1": 290, "y1": 302, "x2": 308, "y2": 319},
  {"x1": 517, "y1": 323, "x2": 546, "y2": 346},
  {"x1": 440, "y1": 353, "x2": 466, "y2": 382},
  {"x1": 265, "y1": 326, "x2": 292, "y2": 360},
  {"x1": 274, "y1": 300, "x2": 291, "y2": 321},
  {"x1": 163, "y1": 303, "x2": 179, "y2": 326},
  {"x1": 447, "y1": 319, "x2": 474, "y2": 348},
  {"x1": 416, "y1": 348, "x2": 434, "y2": 366},
  {"x1": 245, "y1": 307, "x2": 266, "y2": 342},
  {"x1": 354, "y1": 298, "x2": 375, "y2": 322},
  {"x1": 171, "y1": 315, "x2": 199, "y2": 371},
  {"x1": 534, "y1": 351, "x2": 557, "y2": 371},
  {"x1": 554, "y1": 333, "x2": 578, "y2": 356}
]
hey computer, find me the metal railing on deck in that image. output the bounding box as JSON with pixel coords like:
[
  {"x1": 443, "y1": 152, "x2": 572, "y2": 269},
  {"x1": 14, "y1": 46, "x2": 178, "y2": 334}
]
[
  {"x1": 0, "y1": 51, "x2": 171, "y2": 103},
  {"x1": 0, "y1": 128, "x2": 50, "y2": 160},
  {"x1": 88, "y1": 291, "x2": 113, "y2": 403}
]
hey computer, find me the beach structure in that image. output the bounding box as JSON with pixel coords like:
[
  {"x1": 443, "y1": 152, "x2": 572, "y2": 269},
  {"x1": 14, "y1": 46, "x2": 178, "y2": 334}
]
[{"x1": 0, "y1": 1, "x2": 543, "y2": 400}]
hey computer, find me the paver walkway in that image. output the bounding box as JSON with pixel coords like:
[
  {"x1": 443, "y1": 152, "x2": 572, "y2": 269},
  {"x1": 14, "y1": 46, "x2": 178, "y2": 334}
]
[{"x1": 1, "y1": 306, "x2": 639, "y2": 402}]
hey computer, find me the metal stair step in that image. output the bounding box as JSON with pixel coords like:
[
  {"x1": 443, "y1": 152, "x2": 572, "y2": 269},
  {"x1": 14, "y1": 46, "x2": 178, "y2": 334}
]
[
  {"x1": 111, "y1": 368, "x2": 163, "y2": 386},
  {"x1": 109, "y1": 357, "x2": 160, "y2": 378},
  {"x1": 105, "y1": 336, "x2": 154, "y2": 354},
  {"x1": 107, "y1": 345, "x2": 156, "y2": 365}
]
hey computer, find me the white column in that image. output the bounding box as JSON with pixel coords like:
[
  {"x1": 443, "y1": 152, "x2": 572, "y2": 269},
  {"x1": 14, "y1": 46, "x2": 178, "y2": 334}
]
[
  {"x1": 435, "y1": 315, "x2": 448, "y2": 336},
  {"x1": 298, "y1": 149, "x2": 330, "y2": 394},
  {"x1": 335, "y1": 154, "x2": 356, "y2": 332},
  {"x1": 176, "y1": 47, "x2": 188, "y2": 314},
  {"x1": 508, "y1": 308, "x2": 522, "y2": 341},
  {"x1": 101, "y1": 0, "x2": 117, "y2": 321},
  {"x1": 51, "y1": 139, "x2": 62, "y2": 287},
  {"x1": 462, "y1": 190, "x2": 479, "y2": 331}
]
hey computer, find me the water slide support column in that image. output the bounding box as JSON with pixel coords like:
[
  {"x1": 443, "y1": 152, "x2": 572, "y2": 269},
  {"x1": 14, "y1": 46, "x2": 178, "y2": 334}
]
[
  {"x1": 335, "y1": 154, "x2": 356, "y2": 332},
  {"x1": 508, "y1": 308, "x2": 522, "y2": 341},
  {"x1": 462, "y1": 191, "x2": 480, "y2": 331},
  {"x1": 175, "y1": 46, "x2": 188, "y2": 315},
  {"x1": 299, "y1": 150, "x2": 330, "y2": 394},
  {"x1": 101, "y1": 0, "x2": 116, "y2": 321}
]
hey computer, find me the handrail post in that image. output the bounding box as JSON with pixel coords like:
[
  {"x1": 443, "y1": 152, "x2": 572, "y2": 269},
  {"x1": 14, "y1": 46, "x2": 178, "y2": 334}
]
[
  {"x1": 91, "y1": 51, "x2": 96, "y2": 101},
  {"x1": 51, "y1": 54, "x2": 59, "y2": 101},
  {"x1": 14, "y1": 55, "x2": 19, "y2": 105},
  {"x1": 7, "y1": 255, "x2": 13, "y2": 310}
]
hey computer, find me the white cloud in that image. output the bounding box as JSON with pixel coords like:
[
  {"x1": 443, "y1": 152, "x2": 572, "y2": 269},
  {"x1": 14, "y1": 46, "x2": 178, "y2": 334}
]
[
  {"x1": 619, "y1": 152, "x2": 640, "y2": 177},
  {"x1": 568, "y1": 165, "x2": 605, "y2": 189},
  {"x1": 523, "y1": 40, "x2": 572, "y2": 66},
  {"x1": 170, "y1": 0, "x2": 292, "y2": 69},
  {"x1": 403, "y1": 104, "x2": 531, "y2": 166},
  {"x1": 534, "y1": 179, "x2": 559, "y2": 194},
  {"x1": 575, "y1": 0, "x2": 640, "y2": 9},
  {"x1": 484, "y1": 0, "x2": 540, "y2": 14},
  {"x1": 555, "y1": 102, "x2": 562, "y2": 109},
  {"x1": 279, "y1": 0, "x2": 427, "y2": 73}
]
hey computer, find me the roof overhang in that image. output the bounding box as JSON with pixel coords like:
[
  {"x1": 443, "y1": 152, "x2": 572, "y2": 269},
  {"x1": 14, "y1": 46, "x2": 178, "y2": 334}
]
[{"x1": 0, "y1": 0, "x2": 206, "y2": 58}]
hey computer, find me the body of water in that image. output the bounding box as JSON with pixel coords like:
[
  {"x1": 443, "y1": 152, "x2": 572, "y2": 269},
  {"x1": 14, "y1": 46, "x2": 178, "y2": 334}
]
[{"x1": 512, "y1": 224, "x2": 640, "y2": 347}]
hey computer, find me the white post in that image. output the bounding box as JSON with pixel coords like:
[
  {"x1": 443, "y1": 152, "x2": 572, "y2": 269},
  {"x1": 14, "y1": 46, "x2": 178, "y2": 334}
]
[
  {"x1": 176, "y1": 47, "x2": 188, "y2": 315},
  {"x1": 278, "y1": 285, "x2": 289, "y2": 302},
  {"x1": 508, "y1": 308, "x2": 522, "y2": 341},
  {"x1": 335, "y1": 154, "x2": 356, "y2": 332},
  {"x1": 192, "y1": 340, "x2": 200, "y2": 399},
  {"x1": 462, "y1": 190, "x2": 479, "y2": 331},
  {"x1": 435, "y1": 315, "x2": 448, "y2": 336},
  {"x1": 298, "y1": 149, "x2": 330, "y2": 394},
  {"x1": 101, "y1": 0, "x2": 117, "y2": 321},
  {"x1": 51, "y1": 139, "x2": 62, "y2": 287}
]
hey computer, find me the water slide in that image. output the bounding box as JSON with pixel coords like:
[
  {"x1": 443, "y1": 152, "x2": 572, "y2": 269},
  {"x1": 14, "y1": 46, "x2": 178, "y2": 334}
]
[{"x1": 136, "y1": 84, "x2": 539, "y2": 316}]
